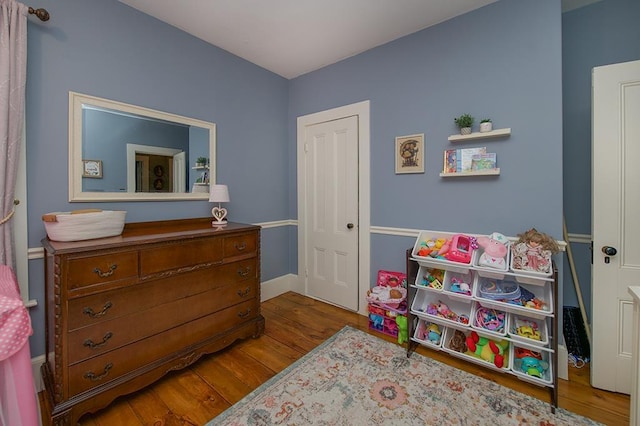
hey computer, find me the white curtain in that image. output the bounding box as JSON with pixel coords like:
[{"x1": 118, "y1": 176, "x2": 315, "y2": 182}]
[{"x1": 0, "y1": 0, "x2": 27, "y2": 270}]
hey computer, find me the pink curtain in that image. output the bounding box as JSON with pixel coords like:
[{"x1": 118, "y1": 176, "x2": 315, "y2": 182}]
[{"x1": 0, "y1": 0, "x2": 27, "y2": 270}]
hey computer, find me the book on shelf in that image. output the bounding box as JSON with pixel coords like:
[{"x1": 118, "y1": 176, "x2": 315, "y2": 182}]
[
  {"x1": 471, "y1": 153, "x2": 497, "y2": 171},
  {"x1": 442, "y1": 147, "x2": 487, "y2": 173}
]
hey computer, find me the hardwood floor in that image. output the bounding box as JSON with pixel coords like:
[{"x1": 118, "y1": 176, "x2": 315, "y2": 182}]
[{"x1": 40, "y1": 291, "x2": 630, "y2": 425}]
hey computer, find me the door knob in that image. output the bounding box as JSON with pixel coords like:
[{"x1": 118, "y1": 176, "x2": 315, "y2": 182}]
[
  {"x1": 346, "y1": 223, "x2": 354, "y2": 229},
  {"x1": 601, "y1": 246, "x2": 617, "y2": 256}
]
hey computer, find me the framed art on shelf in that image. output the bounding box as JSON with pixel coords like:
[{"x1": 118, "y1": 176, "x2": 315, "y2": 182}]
[
  {"x1": 82, "y1": 159, "x2": 103, "y2": 178},
  {"x1": 395, "y1": 133, "x2": 425, "y2": 174}
]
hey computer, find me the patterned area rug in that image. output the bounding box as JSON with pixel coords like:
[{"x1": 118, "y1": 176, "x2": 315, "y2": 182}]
[{"x1": 210, "y1": 326, "x2": 600, "y2": 425}]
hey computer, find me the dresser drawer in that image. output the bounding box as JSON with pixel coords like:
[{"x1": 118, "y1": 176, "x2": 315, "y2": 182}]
[
  {"x1": 66, "y1": 252, "x2": 138, "y2": 291},
  {"x1": 67, "y1": 279, "x2": 258, "y2": 364},
  {"x1": 67, "y1": 261, "x2": 257, "y2": 331},
  {"x1": 139, "y1": 237, "x2": 223, "y2": 276},
  {"x1": 224, "y1": 233, "x2": 257, "y2": 259},
  {"x1": 67, "y1": 298, "x2": 259, "y2": 397}
]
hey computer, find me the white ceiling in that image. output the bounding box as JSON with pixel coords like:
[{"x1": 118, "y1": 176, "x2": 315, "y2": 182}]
[{"x1": 118, "y1": 0, "x2": 599, "y2": 80}]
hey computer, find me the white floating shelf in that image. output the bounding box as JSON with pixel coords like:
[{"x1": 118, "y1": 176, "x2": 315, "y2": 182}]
[
  {"x1": 448, "y1": 128, "x2": 511, "y2": 142},
  {"x1": 439, "y1": 168, "x2": 500, "y2": 177}
]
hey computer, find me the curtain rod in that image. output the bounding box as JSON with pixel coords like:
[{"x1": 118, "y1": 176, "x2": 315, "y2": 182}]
[{"x1": 28, "y1": 6, "x2": 50, "y2": 21}]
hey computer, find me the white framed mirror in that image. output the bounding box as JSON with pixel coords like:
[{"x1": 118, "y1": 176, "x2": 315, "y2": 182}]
[{"x1": 69, "y1": 91, "x2": 216, "y2": 202}]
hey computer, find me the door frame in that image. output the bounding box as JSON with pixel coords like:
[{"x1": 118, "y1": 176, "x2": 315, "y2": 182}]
[{"x1": 296, "y1": 100, "x2": 370, "y2": 315}]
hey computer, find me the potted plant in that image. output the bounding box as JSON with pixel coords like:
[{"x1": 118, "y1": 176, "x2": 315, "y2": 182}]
[
  {"x1": 454, "y1": 114, "x2": 474, "y2": 135},
  {"x1": 480, "y1": 118, "x2": 493, "y2": 133},
  {"x1": 195, "y1": 156, "x2": 208, "y2": 167}
]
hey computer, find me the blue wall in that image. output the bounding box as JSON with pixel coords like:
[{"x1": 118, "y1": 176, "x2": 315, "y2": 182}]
[
  {"x1": 24, "y1": 0, "x2": 572, "y2": 359},
  {"x1": 290, "y1": 0, "x2": 564, "y2": 277},
  {"x1": 561, "y1": 0, "x2": 640, "y2": 319},
  {"x1": 25, "y1": 0, "x2": 290, "y2": 356}
]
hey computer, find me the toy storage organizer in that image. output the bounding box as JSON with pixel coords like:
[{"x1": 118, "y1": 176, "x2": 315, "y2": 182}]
[
  {"x1": 367, "y1": 270, "x2": 408, "y2": 338},
  {"x1": 406, "y1": 230, "x2": 559, "y2": 412}
]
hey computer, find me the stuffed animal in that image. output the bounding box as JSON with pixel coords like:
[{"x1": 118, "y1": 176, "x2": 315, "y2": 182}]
[
  {"x1": 396, "y1": 315, "x2": 408, "y2": 345},
  {"x1": 448, "y1": 329, "x2": 467, "y2": 352},
  {"x1": 477, "y1": 232, "x2": 509, "y2": 270},
  {"x1": 465, "y1": 331, "x2": 509, "y2": 368}
]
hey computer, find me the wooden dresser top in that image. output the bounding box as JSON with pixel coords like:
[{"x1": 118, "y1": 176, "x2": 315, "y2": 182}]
[{"x1": 41, "y1": 218, "x2": 260, "y2": 254}]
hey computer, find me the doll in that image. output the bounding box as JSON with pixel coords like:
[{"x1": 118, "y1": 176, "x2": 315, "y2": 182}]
[{"x1": 512, "y1": 228, "x2": 560, "y2": 274}]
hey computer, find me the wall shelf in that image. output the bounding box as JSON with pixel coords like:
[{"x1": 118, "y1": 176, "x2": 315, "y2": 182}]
[
  {"x1": 448, "y1": 128, "x2": 511, "y2": 142},
  {"x1": 440, "y1": 169, "x2": 500, "y2": 177}
]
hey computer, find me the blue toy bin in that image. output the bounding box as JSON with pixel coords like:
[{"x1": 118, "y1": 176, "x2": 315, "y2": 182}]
[{"x1": 473, "y1": 275, "x2": 553, "y2": 320}]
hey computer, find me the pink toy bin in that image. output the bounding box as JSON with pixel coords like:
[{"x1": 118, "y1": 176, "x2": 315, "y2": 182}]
[
  {"x1": 411, "y1": 291, "x2": 472, "y2": 328},
  {"x1": 442, "y1": 270, "x2": 474, "y2": 300},
  {"x1": 441, "y1": 327, "x2": 510, "y2": 372},
  {"x1": 508, "y1": 314, "x2": 549, "y2": 347},
  {"x1": 412, "y1": 317, "x2": 445, "y2": 349},
  {"x1": 510, "y1": 344, "x2": 553, "y2": 386}
]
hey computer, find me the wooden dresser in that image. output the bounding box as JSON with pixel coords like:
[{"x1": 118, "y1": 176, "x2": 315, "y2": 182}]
[{"x1": 41, "y1": 219, "x2": 264, "y2": 425}]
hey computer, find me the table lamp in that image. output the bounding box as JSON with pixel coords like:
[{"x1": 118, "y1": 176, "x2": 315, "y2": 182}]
[{"x1": 209, "y1": 184, "x2": 230, "y2": 225}]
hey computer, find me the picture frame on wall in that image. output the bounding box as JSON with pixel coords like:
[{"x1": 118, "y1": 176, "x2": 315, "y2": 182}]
[
  {"x1": 82, "y1": 159, "x2": 103, "y2": 178},
  {"x1": 395, "y1": 134, "x2": 424, "y2": 174}
]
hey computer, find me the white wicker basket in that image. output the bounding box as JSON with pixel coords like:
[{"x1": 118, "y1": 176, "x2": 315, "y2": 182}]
[{"x1": 42, "y1": 210, "x2": 126, "y2": 242}]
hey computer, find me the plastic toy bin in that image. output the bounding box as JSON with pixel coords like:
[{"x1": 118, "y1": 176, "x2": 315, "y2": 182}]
[
  {"x1": 414, "y1": 266, "x2": 446, "y2": 291},
  {"x1": 368, "y1": 302, "x2": 406, "y2": 338},
  {"x1": 411, "y1": 231, "x2": 474, "y2": 274},
  {"x1": 508, "y1": 314, "x2": 549, "y2": 347},
  {"x1": 412, "y1": 317, "x2": 444, "y2": 349},
  {"x1": 473, "y1": 275, "x2": 553, "y2": 319},
  {"x1": 441, "y1": 327, "x2": 510, "y2": 372},
  {"x1": 510, "y1": 344, "x2": 553, "y2": 386},
  {"x1": 471, "y1": 301, "x2": 509, "y2": 338},
  {"x1": 410, "y1": 290, "x2": 471, "y2": 328},
  {"x1": 442, "y1": 270, "x2": 474, "y2": 299}
]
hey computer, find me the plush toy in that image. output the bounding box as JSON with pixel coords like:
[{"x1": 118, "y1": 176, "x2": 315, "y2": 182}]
[
  {"x1": 426, "y1": 323, "x2": 442, "y2": 344},
  {"x1": 511, "y1": 228, "x2": 560, "y2": 274},
  {"x1": 448, "y1": 329, "x2": 467, "y2": 352},
  {"x1": 477, "y1": 232, "x2": 509, "y2": 270},
  {"x1": 396, "y1": 315, "x2": 408, "y2": 345},
  {"x1": 465, "y1": 331, "x2": 509, "y2": 368}
]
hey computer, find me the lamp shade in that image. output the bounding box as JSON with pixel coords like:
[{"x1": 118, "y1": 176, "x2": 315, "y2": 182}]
[{"x1": 209, "y1": 184, "x2": 230, "y2": 203}]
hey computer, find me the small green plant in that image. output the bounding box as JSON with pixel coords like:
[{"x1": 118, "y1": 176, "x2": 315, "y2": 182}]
[
  {"x1": 196, "y1": 156, "x2": 208, "y2": 165},
  {"x1": 454, "y1": 114, "x2": 474, "y2": 128},
  {"x1": 480, "y1": 118, "x2": 492, "y2": 123}
]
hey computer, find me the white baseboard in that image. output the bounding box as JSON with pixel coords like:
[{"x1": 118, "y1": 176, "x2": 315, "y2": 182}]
[
  {"x1": 558, "y1": 344, "x2": 569, "y2": 380},
  {"x1": 261, "y1": 274, "x2": 298, "y2": 301},
  {"x1": 31, "y1": 353, "x2": 45, "y2": 392}
]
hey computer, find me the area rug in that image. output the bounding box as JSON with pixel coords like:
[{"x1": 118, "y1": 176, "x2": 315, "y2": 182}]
[{"x1": 210, "y1": 326, "x2": 600, "y2": 425}]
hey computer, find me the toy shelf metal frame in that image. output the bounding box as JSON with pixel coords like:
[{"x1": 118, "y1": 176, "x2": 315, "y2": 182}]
[{"x1": 405, "y1": 247, "x2": 559, "y2": 413}]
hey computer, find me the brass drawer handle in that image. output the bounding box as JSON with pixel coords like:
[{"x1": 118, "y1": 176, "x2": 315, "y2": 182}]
[
  {"x1": 83, "y1": 301, "x2": 113, "y2": 318},
  {"x1": 234, "y1": 242, "x2": 247, "y2": 251},
  {"x1": 83, "y1": 332, "x2": 113, "y2": 349},
  {"x1": 237, "y1": 309, "x2": 251, "y2": 318},
  {"x1": 93, "y1": 264, "x2": 117, "y2": 278},
  {"x1": 237, "y1": 267, "x2": 251, "y2": 278},
  {"x1": 237, "y1": 287, "x2": 251, "y2": 297},
  {"x1": 83, "y1": 362, "x2": 113, "y2": 382}
]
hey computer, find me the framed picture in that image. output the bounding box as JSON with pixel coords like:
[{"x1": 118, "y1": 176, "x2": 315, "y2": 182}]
[
  {"x1": 395, "y1": 134, "x2": 424, "y2": 174},
  {"x1": 82, "y1": 159, "x2": 103, "y2": 178}
]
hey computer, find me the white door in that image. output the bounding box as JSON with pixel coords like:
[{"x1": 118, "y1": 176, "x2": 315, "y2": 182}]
[
  {"x1": 300, "y1": 116, "x2": 359, "y2": 310},
  {"x1": 592, "y1": 59, "x2": 640, "y2": 394},
  {"x1": 173, "y1": 151, "x2": 186, "y2": 192}
]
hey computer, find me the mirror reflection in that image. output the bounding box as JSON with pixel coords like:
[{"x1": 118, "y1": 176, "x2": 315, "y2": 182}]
[{"x1": 69, "y1": 92, "x2": 216, "y2": 202}]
